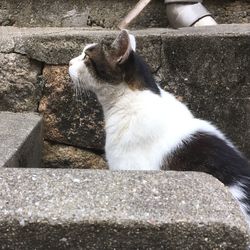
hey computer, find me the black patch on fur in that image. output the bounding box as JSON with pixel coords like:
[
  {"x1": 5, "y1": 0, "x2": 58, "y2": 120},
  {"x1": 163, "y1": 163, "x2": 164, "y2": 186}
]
[
  {"x1": 121, "y1": 51, "x2": 160, "y2": 95},
  {"x1": 165, "y1": 132, "x2": 250, "y2": 186}
]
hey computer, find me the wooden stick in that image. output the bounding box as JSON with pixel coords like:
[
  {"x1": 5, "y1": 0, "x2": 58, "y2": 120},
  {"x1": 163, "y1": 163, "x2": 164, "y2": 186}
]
[{"x1": 118, "y1": 0, "x2": 152, "y2": 30}]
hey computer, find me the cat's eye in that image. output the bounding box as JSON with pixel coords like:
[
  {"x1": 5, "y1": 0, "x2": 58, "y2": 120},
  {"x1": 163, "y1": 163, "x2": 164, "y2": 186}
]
[
  {"x1": 83, "y1": 54, "x2": 90, "y2": 61},
  {"x1": 87, "y1": 47, "x2": 95, "y2": 52}
]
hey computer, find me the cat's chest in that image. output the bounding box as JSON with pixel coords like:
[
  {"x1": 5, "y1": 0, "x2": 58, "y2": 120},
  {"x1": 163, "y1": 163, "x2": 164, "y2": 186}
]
[{"x1": 104, "y1": 90, "x2": 192, "y2": 140}]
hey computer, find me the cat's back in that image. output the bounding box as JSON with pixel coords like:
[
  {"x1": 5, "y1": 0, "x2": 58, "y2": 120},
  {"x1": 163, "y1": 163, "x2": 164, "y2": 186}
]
[{"x1": 160, "y1": 89, "x2": 193, "y2": 121}]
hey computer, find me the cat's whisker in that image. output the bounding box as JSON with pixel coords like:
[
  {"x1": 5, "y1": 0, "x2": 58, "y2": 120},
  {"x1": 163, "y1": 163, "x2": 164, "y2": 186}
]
[
  {"x1": 77, "y1": 80, "x2": 84, "y2": 103},
  {"x1": 83, "y1": 88, "x2": 91, "y2": 99},
  {"x1": 73, "y1": 82, "x2": 81, "y2": 103},
  {"x1": 73, "y1": 80, "x2": 80, "y2": 102},
  {"x1": 75, "y1": 84, "x2": 79, "y2": 100},
  {"x1": 77, "y1": 81, "x2": 91, "y2": 100}
]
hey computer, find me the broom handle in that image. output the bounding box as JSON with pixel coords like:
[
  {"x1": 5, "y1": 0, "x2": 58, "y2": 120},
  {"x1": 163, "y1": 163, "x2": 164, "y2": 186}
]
[{"x1": 118, "y1": 0, "x2": 152, "y2": 29}]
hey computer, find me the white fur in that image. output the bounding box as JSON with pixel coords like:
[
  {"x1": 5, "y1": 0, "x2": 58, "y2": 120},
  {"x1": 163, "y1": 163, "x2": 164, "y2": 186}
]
[
  {"x1": 83, "y1": 43, "x2": 98, "y2": 52},
  {"x1": 229, "y1": 183, "x2": 250, "y2": 225},
  {"x1": 229, "y1": 183, "x2": 246, "y2": 200},
  {"x1": 129, "y1": 34, "x2": 136, "y2": 51},
  {"x1": 69, "y1": 54, "x2": 85, "y2": 80}
]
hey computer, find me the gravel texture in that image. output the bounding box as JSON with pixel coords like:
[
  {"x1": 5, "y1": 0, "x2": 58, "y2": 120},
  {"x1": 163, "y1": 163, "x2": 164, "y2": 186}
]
[
  {"x1": 42, "y1": 141, "x2": 107, "y2": 169},
  {"x1": 0, "y1": 53, "x2": 42, "y2": 112}
]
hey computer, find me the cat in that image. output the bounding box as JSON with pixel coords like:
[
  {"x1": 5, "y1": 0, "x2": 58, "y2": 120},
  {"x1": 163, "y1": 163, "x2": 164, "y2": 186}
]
[{"x1": 69, "y1": 29, "x2": 250, "y2": 227}]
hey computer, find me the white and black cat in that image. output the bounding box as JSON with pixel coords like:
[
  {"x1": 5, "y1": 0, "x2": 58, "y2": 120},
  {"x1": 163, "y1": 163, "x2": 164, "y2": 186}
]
[{"x1": 69, "y1": 30, "x2": 250, "y2": 226}]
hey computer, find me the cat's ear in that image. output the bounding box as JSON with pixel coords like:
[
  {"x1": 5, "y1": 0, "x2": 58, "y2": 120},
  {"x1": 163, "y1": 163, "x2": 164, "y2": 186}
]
[
  {"x1": 128, "y1": 33, "x2": 136, "y2": 52},
  {"x1": 112, "y1": 30, "x2": 136, "y2": 65}
]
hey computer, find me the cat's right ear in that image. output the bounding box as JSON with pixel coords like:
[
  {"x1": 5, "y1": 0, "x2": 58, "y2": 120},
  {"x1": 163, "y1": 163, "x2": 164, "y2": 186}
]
[{"x1": 112, "y1": 30, "x2": 136, "y2": 65}]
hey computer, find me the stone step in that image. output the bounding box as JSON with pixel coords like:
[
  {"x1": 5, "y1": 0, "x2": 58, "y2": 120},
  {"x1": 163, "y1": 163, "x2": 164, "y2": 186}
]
[
  {"x1": 0, "y1": 112, "x2": 42, "y2": 168},
  {"x1": 42, "y1": 141, "x2": 108, "y2": 169},
  {"x1": 0, "y1": 24, "x2": 249, "y2": 160},
  {"x1": 0, "y1": 169, "x2": 248, "y2": 249},
  {"x1": 0, "y1": 0, "x2": 249, "y2": 28}
]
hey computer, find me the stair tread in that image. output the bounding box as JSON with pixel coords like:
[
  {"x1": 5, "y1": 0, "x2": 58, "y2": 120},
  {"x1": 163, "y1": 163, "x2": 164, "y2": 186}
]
[
  {"x1": 0, "y1": 168, "x2": 248, "y2": 248},
  {"x1": 1, "y1": 24, "x2": 250, "y2": 38}
]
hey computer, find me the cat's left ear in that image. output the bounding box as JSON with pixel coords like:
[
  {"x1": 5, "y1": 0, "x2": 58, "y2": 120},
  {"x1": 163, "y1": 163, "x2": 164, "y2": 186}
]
[{"x1": 112, "y1": 30, "x2": 136, "y2": 65}]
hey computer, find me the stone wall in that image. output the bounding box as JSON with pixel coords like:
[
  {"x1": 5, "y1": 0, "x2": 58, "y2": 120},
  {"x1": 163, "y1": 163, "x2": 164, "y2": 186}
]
[
  {"x1": 0, "y1": 0, "x2": 249, "y2": 28},
  {"x1": 0, "y1": 25, "x2": 249, "y2": 168},
  {"x1": 0, "y1": 53, "x2": 42, "y2": 112},
  {"x1": 39, "y1": 65, "x2": 105, "y2": 150}
]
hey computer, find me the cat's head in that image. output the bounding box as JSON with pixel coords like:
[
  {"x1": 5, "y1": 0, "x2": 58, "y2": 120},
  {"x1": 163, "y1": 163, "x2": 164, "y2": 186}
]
[{"x1": 69, "y1": 30, "x2": 159, "y2": 95}]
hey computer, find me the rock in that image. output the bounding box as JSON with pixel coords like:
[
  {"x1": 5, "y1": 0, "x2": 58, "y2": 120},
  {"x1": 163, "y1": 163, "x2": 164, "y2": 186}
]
[
  {"x1": 61, "y1": 9, "x2": 88, "y2": 27},
  {"x1": 0, "y1": 169, "x2": 249, "y2": 249},
  {"x1": 42, "y1": 141, "x2": 107, "y2": 169},
  {"x1": 0, "y1": 9, "x2": 13, "y2": 26},
  {"x1": 0, "y1": 53, "x2": 42, "y2": 112},
  {"x1": 39, "y1": 65, "x2": 105, "y2": 150}
]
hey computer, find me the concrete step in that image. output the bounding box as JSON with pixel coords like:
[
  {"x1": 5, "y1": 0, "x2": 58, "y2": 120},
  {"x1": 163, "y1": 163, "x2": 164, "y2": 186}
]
[
  {"x1": 0, "y1": 0, "x2": 249, "y2": 28},
  {"x1": 42, "y1": 141, "x2": 108, "y2": 169},
  {"x1": 0, "y1": 169, "x2": 248, "y2": 249},
  {"x1": 0, "y1": 112, "x2": 42, "y2": 168},
  {"x1": 1, "y1": 24, "x2": 249, "y2": 158}
]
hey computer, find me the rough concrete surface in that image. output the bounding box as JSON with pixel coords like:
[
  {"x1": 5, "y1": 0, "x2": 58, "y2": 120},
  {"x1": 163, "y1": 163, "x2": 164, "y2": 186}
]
[
  {"x1": 42, "y1": 141, "x2": 107, "y2": 169},
  {"x1": 0, "y1": 169, "x2": 249, "y2": 249},
  {"x1": 0, "y1": 53, "x2": 42, "y2": 112},
  {"x1": 206, "y1": 0, "x2": 250, "y2": 25},
  {"x1": 0, "y1": 0, "x2": 249, "y2": 28},
  {"x1": 0, "y1": 112, "x2": 42, "y2": 168},
  {"x1": 160, "y1": 26, "x2": 250, "y2": 156}
]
